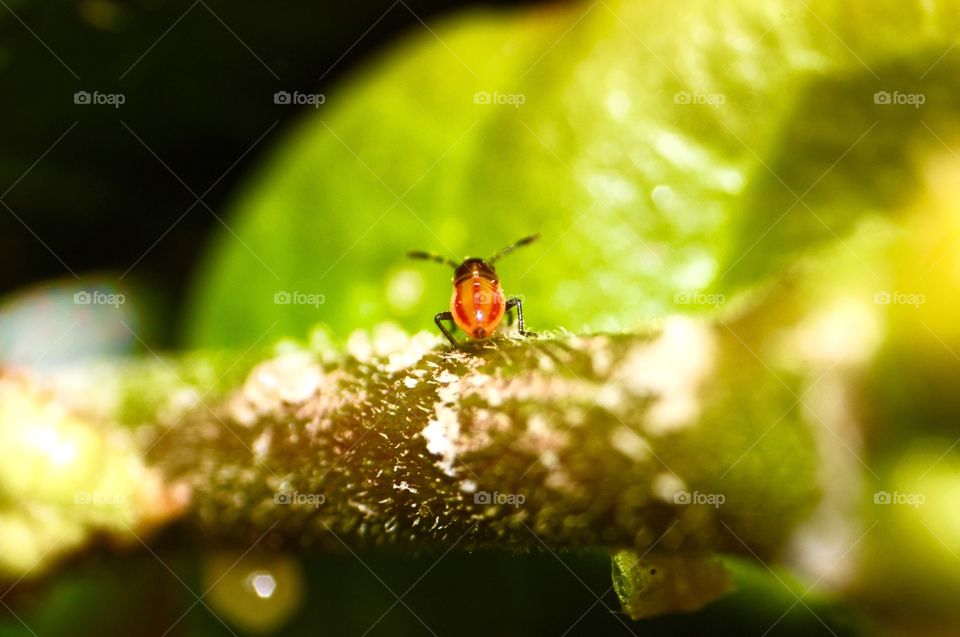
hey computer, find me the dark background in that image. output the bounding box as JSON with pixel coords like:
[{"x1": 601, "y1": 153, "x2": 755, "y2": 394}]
[{"x1": 0, "y1": 0, "x2": 545, "y2": 345}]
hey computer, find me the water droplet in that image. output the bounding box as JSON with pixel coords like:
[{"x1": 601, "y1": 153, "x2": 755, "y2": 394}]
[
  {"x1": 247, "y1": 570, "x2": 278, "y2": 599},
  {"x1": 651, "y1": 185, "x2": 674, "y2": 210},
  {"x1": 204, "y1": 552, "x2": 305, "y2": 633}
]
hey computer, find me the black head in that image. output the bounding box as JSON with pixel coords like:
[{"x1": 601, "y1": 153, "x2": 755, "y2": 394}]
[{"x1": 454, "y1": 258, "x2": 497, "y2": 283}]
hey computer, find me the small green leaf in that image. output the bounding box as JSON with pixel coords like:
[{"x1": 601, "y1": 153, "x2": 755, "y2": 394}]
[{"x1": 612, "y1": 550, "x2": 734, "y2": 619}]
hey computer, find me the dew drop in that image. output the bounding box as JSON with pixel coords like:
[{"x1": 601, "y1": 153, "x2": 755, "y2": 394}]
[{"x1": 204, "y1": 552, "x2": 305, "y2": 633}]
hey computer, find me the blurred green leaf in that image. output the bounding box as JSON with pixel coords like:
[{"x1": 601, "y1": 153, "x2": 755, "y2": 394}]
[
  {"x1": 612, "y1": 551, "x2": 733, "y2": 619},
  {"x1": 184, "y1": 0, "x2": 960, "y2": 348}
]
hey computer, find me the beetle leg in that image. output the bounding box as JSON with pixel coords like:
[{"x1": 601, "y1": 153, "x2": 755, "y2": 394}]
[
  {"x1": 505, "y1": 297, "x2": 535, "y2": 337},
  {"x1": 434, "y1": 311, "x2": 459, "y2": 347}
]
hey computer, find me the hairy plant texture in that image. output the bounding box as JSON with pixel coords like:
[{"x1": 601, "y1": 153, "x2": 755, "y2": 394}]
[{"x1": 0, "y1": 316, "x2": 824, "y2": 618}]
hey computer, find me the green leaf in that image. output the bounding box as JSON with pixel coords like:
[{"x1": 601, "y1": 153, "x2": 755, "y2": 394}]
[
  {"x1": 612, "y1": 551, "x2": 733, "y2": 619},
  {"x1": 184, "y1": 0, "x2": 960, "y2": 348}
]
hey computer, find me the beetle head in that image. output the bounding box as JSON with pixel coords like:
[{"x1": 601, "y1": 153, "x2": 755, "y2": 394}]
[{"x1": 454, "y1": 258, "x2": 497, "y2": 283}]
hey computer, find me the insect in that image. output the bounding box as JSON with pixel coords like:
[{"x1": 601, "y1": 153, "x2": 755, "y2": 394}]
[{"x1": 408, "y1": 235, "x2": 538, "y2": 347}]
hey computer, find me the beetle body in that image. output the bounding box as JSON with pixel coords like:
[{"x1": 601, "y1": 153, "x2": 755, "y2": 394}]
[
  {"x1": 408, "y1": 235, "x2": 538, "y2": 347},
  {"x1": 450, "y1": 258, "x2": 506, "y2": 338}
]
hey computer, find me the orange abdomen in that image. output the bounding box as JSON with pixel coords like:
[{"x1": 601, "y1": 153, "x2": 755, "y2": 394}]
[{"x1": 450, "y1": 275, "x2": 506, "y2": 339}]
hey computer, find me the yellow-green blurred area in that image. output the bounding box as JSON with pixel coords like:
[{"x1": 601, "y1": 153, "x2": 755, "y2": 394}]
[{"x1": 3, "y1": 0, "x2": 960, "y2": 635}]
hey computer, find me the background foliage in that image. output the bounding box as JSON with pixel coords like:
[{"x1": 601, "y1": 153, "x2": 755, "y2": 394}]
[{"x1": 3, "y1": 0, "x2": 960, "y2": 635}]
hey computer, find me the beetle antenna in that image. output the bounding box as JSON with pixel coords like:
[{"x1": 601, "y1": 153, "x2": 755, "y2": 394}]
[
  {"x1": 489, "y1": 234, "x2": 539, "y2": 263},
  {"x1": 407, "y1": 250, "x2": 459, "y2": 269}
]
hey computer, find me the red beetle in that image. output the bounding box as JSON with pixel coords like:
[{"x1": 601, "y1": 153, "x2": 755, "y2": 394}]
[{"x1": 408, "y1": 235, "x2": 538, "y2": 346}]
